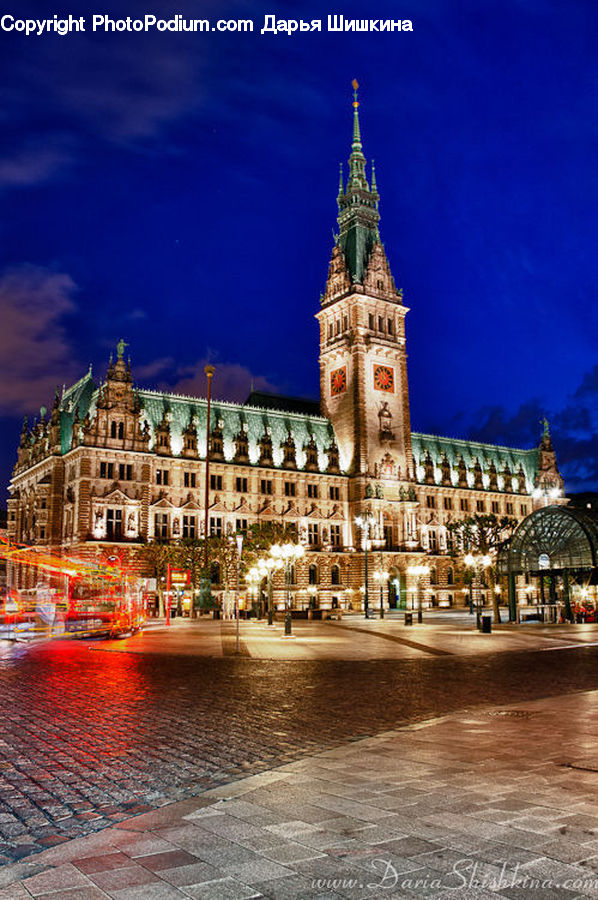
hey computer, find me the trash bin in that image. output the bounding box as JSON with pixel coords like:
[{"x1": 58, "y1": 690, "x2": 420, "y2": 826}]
[
  {"x1": 404, "y1": 612, "x2": 413, "y2": 626},
  {"x1": 481, "y1": 615, "x2": 492, "y2": 634}
]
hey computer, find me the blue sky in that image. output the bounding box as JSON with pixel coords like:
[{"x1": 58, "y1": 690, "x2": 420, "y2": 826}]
[{"x1": 0, "y1": 0, "x2": 597, "y2": 494}]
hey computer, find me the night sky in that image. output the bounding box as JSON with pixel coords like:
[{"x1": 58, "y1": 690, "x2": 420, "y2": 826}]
[{"x1": 1, "y1": 0, "x2": 596, "y2": 498}]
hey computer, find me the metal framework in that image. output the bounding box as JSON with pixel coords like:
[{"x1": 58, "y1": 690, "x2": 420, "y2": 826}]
[{"x1": 498, "y1": 505, "x2": 598, "y2": 576}]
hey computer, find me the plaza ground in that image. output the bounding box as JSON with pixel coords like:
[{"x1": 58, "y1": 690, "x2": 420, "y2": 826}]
[{"x1": 1, "y1": 614, "x2": 598, "y2": 896}]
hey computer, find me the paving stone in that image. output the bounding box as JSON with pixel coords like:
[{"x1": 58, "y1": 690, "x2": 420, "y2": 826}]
[
  {"x1": 88, "y1": 863, "x2": 162, "y2": 891},
  {"x1": 21, "y1": 863, "x2": 92, "y2": 895},
  {"x1": 183, "y1": 876, "x2": 262, "y2": 899}
]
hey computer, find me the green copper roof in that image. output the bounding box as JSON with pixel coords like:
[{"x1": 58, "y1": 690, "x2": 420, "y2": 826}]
[
  {"x1": 58, "y1": 380, "x2": 339, "y2": 473},
  {"x1": 411, "y1": 432, "x2": 539, "y2": 493}
]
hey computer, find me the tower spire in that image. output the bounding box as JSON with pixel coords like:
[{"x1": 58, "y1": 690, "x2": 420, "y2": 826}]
[{"x1": 335, "y1": 80, "x2": 380, "y2": 283}]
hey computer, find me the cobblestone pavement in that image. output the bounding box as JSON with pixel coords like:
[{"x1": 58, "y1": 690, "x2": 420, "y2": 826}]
[
  {"x1": 6, "y1": 690, "x2": 598, "y2": 898},
  {"x1": 1, "y1": 624, "x2": 598, "y2": 865}
]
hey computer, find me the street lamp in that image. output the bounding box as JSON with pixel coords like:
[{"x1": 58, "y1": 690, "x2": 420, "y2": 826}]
[
  {"x1": 464, "y1": 553, "x2": 492, "y2": 628},
  {"x1": 355, "y1": 514, "x2": 376, "y2": 618},
  {"x1": 259, "y1": 556, "x2": 281, "y2": 626},
  {"x1": 270, "y1": 543, "x2": 304, "y2": 635},
  {"x1": 406, "y1": 564, "x2": 430, "y2": 623},
  {"x1": 246, "y1": 567, "x2": 260, "y2": 619},
  {"x1": 374, "y1": 563, "x2": 389, "y2": 619},
  {"x1": 235, "y1": 533, "x2": 243, "y2": 654}
]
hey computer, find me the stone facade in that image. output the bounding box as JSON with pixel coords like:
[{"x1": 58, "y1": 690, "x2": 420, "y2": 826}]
[{"x1": 7, "y1": 92, "x2": 565, "y2": 612}]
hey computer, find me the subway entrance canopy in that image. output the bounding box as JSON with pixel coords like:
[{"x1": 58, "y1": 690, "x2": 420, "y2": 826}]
[{"x1": 498, "y1": 505, "x2": 598, "y2": 622}]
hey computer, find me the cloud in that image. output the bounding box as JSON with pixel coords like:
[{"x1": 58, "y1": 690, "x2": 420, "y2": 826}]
[
  {"x1": 173, "y1": 359, "x2": 279, "y2": 403},
  {"x1": 0, "y1": 141, "x2": 72, "y2": 188},
  {"x1": 450, "y1": 369, "x2": 598, "y2": 492},
  {"x1": 0, "y1": 266, "x2": 80, "y2": 414},
  {"x1": 134, "y1": 356, "x2": 175, "y2": 381}
]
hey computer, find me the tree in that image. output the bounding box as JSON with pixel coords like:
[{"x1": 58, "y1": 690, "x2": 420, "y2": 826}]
[{"x1": 447, "y1": 514, "x2": 518, "y2": 623}]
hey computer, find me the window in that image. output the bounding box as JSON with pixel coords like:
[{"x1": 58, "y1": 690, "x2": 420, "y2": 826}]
[
  {"x1": 447, "y1": 567, "x2": 454, "y2": 585},
  {"x1": 40, "y1": 498, "x2": 47, "y2": 510},
  {"x1": 210, "y1": 474, "x2": 222, "y2": 491},
  {"x1": 328, "y1": 323, "x2": 333, "y2": 339},
  {"x1": 335, "y1": 319, "x2": 340, "y2": 335},
  {"x1": 331, "y1": 564, "x2": 341, "y2": 585},
  {"x1": 307, "y1": 484, "x2": 319, "y2": 499},
  {"x1": 158, "y1": 432, "x2": 169, "y2": 448},
  {"x1": 446, "y1": 532, "x2": 454, "y2": 551},
  {"x1": 209, "y1": 516, "x2": 223, "y2": 537},
  {"x1": 378, "y1": 316, "x2": 384, "y2": 332},
  {"x1": 475, "y1": 500, "x2": 484, "y2": 512},
  {"x1": 330, "y1": 524, "x2": 341, "y2": 547},
  {"x1": 119, "y1": 464, "x2": 133, "y2": 481},
  {"x1": 110, "y1": 421, "x2": 124, "y2": 439},
  {"x1": 429, "y1": 530, "x2": 437, "y2": 551},
  {"x1": 520, "y1": 504, "x2": 528, "y2": 516},
  {"x1": 156, "y1": 469, "x2": 169, "y2": 486},
  {"x1": 107, "y1": 508, "x2": 123, "y2": 539},
  {"x1": 343, "y1": 315, "x2": 348, "y2": 331},
  {"x1": 368, "y1": 313, "x2": 374, "y2": 329},
  {"x1": 235, "y1": 518, "x2": 248, "y2": 534},
  {"x1": 329, "y1": 486, "x2": 340, "y2": 501},
  {"x1": 384, "y1": 524, "x2": 392, "y2": 549},
  {"x1": 426, "y1": 495, "x2": 435, "y2": 509},
  {"x1": 309, "y1": 564, "x2": 318, "y2": 585},
  {"x1": 491, "y1": 501, "x2": 500, "y2": 514},
  {"x1": 40, "y1": 527, "x2": 45, "y2": 539},
  {"x1": 236, "y1": 477, "x2": 248, "y2": 493},
  {"x1": 308, "y1": 523, "x2": 319, "y2": 546},
  {"x1": 284, "y1": 481, "x2": 296, "y2": 497},
  {"x1": 184, "y1": 472, "x2": 196, "y2": 488},
  {"x1": 182, "y1": 515, "x2": 196, "y2": 539},
  {"x1": 100, "y1": 462, "x2": 114, "y2": 480},
  {"x1": 154, "y1": 513, "x2": 168, "y2": 539},
  {"x1": 430, "y1": 566, "x2": 437, "y2": 584},
  {"x1": 210, "y1": 562, "x2": 221, "y2": 584},
  {"x1": 460, "y1": 498, "x2": 469, "y2": 512},
  {"x1": 387, "y1": 318, "x2": 394, "y2": 334},
  {"x1": 506, "y1": 502, "x2": 514, "y2": 515},
  {"x1": 110, "y1": 421, "x2": 117, "y2": 438},
  {"x1": 444, "y1": 497, "x2": 453, "y2": 511},
  {"x1": 260, "y1": 479, "x2": 273, "y2": 495}
]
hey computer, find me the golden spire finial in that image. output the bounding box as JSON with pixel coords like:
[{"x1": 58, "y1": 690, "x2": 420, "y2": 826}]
[{"x1": 351, "y1": 78, "x2": 359, "y2": 108}]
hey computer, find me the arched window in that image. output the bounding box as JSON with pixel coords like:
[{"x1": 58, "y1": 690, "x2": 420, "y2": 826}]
[
  {"x1": 309, "y1": 564, "x2": 318, "y2": 585},
  {"x1": 430, "y1": 567, "x2": 437, "y2": 585},
  {"x1": 447, "y1": 567, "x2": 454, "y2": 585},
  {"x1": 210, "y1": 562, "x2": 221, "y2": 585},
  {"x1": 118, "y1": 421, "x2": 124, "y2": 439},
  {"x1": 110, "y1": 422, "x2": 117, "y2": 438},
  {"x1": 331, "y1": 564, "x2": 341, "y2": 586},
  {"x1": 289, "y1": 564, "x2": 296, "y2": 585}
]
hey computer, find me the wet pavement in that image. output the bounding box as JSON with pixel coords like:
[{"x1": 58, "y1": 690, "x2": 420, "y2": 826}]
[
  {"x1": 0, "y1": 615, "x2": 598, "y2": 868},
  {"x1": 5, "y1": 690, "x2": 598, "y2": 898}
]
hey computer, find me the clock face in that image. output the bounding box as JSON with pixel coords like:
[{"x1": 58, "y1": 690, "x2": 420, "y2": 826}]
[
  {"x1": 373, "y1": 364, "x2": 394, "y2": 393},
  {"x1": 330, "y1": 366, "x2": 347, "y2": 396}
]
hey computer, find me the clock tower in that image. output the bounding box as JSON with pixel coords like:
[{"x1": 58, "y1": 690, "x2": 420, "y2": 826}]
[{"x1": 317, "y1": 82, "x2": 413, "y2": 486}]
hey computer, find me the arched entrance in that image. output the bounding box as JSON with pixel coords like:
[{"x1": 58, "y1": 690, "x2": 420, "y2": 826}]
[
  {"x1": 498, "y1": 505, "x2": 598, "y2": 623},
  {"x1": 387, "y1": 567, "x2": 405, "y2": 609}
]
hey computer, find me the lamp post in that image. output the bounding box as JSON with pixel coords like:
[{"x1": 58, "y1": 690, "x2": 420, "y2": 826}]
[
  {"x1": 406, "y1": 564, "x2": 430, "y2": 623},
  {"x1": 355, "y1": 514, "x2": 376, "y2": 618},
  {"x1": 247, "y1": 567, "x2": 260, "y2": 619},
  {"x1": 270, "y1": 543, "x2": 304, "y2": 635},
  {"x1": 464, "y1": 553, "x2": 492, "y2": 628},
  {"x1": 374, "y1": 562, "x2": 389, "y2": 619},
  {"x1": 235, "y1": 533, "x2": 243, "y2": 654},
  {"x1": 259, "y1": 557, "x2": 280, "y2": 626}
]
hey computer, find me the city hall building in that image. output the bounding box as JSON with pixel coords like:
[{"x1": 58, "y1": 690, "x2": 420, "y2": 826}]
[{"x1": 7, "y1": 91, "x2": 564, "y2": 612}]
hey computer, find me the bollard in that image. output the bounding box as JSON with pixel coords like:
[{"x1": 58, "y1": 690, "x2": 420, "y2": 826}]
[{"x1": 404, "y1": 612, "x2": 413, "y2": 626}]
